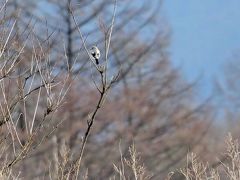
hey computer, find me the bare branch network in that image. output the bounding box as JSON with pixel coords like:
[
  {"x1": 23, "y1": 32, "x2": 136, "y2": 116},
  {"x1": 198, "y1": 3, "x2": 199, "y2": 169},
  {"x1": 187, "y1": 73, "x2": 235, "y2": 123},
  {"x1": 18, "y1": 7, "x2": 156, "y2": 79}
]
[{"x1": 0, "y1": 0, "x2": 237, "y2": 179}]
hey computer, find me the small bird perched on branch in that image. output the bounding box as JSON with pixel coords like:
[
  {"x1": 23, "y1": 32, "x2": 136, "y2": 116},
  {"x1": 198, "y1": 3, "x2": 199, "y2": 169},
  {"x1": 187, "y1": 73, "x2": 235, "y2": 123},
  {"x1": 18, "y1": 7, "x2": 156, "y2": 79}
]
[{"x1": 90, "y1": 46, "x2": 101, "y2": 65}]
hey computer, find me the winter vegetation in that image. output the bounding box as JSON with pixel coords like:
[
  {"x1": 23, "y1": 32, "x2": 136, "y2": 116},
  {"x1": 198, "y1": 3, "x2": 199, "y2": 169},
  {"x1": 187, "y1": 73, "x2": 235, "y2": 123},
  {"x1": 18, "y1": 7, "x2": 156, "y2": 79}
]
[{"x1": 0, "y1": 0, "x2": 239, "y2": 179}]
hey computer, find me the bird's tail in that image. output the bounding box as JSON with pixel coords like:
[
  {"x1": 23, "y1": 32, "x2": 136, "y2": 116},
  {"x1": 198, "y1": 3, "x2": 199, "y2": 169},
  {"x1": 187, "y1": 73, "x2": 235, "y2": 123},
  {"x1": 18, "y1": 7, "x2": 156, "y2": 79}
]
[{"x1": 95, "y1": 59, "x2": 99, "y2": 65}]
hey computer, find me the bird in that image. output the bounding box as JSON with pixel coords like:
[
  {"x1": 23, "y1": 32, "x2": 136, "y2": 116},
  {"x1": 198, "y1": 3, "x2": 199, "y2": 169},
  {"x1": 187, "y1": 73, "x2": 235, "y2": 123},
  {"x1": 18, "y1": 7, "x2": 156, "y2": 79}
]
[{"x1": 90, "y1": 46, "x2": 101, "y2": 65}]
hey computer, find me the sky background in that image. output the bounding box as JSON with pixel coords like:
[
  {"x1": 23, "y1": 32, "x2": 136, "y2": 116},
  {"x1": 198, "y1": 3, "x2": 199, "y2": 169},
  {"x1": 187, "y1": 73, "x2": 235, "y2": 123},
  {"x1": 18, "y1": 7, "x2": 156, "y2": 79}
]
[
  {"x1": 162, "y1": 0, "x2": 240, "y2": 97},
  {"x1": 37, "y1": 0, "x2": 240, "y2": 98}
]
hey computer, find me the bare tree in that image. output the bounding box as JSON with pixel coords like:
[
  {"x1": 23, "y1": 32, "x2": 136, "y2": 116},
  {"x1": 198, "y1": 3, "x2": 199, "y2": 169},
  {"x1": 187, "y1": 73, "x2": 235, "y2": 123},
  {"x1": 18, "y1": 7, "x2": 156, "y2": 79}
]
[{"x1": 0, "y1": 0, "x2": 218, "y2": 179}]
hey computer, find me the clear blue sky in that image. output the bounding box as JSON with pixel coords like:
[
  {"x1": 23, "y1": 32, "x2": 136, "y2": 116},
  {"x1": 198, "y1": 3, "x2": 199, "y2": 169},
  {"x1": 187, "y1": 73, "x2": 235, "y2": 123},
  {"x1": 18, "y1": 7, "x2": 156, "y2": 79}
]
[
  {"x1": 37, "y1": 0, "x2": 240, "y2": 97},
  {"x1": 162, "y1": 0, "x2": 240, "y2": 97}
]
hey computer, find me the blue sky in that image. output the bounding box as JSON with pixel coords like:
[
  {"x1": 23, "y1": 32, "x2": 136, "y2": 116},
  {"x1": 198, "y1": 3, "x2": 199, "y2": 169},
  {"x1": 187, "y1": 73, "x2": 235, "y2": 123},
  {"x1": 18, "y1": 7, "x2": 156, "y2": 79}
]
[
  {"x1": 162, "y1": 0, "x2": 240, "y2": 97},
  {"x1": 36, "y1": 0, "x2": 240, "y2": 97}
]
